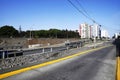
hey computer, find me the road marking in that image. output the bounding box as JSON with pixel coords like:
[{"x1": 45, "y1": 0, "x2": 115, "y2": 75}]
[
  {"x1": 0, "y1": 45, "x2": 111, "y2": 79},
  {"x1": 116, "y1": 57, "x2": 120, "y2": 80}
]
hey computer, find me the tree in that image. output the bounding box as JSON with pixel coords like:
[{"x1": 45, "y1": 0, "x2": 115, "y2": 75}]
[
  {"x1": 49, "y1": 29, "x2": 61, "y2": 38},
  {"x1": 0, "y1": 25, "x2": 19, "y2": 37}
]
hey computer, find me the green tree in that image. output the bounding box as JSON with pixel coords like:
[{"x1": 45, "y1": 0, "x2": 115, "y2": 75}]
[
  {"x1": 0, "y1": 25, "x2": 19, "y2": 37},
  {"x1": 37, "y1": 30, "x2": 48, "y2": 38},
  {"x1": 49, "y1": 29, "x2": 61, "y2": 38}
]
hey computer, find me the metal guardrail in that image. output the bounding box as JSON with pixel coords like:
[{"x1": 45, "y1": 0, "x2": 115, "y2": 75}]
[
  {"x1": 0, "y1": 50, "x2": 23, "y2": 59},
  {"x1": 0, "y1": 41, "x2": 85, "y2": 59}
]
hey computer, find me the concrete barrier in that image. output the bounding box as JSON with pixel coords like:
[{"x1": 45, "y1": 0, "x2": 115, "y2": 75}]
[{"x1": 28, "y1": 44, "x2": 42, "y2": 48}]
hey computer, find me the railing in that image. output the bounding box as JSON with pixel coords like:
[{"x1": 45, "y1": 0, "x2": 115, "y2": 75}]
[{"x1": 0, "y1": 41, "x2": 85, "y2": 59}]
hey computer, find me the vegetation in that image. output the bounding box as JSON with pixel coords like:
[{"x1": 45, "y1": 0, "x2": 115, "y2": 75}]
[
  {"x1": 0, "y1": 25, "x2": 19, "y2": 37},
  {"x1": 0, "y1": 25, "x2": 80, "y2": 38}
]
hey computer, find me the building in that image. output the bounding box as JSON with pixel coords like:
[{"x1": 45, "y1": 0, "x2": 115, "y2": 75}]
[
  {"x1": 115, "y1": 33, "x2": 120, "y2": 38},
  {"x1": 90, "y1": 25, "x2": 94, "y2": 38},
  {"x1": 92, "y1": 23, "x2": 101, "y2": 39},
  {"x1": 101, "y1": 29, "x2": 109, "y2": 38},
  {"x1": 79, "y1": 23, "x2": 101, "y2": 39},
  {"x1": 79, "y1": 23, "x2": 91, "y2": 38}
]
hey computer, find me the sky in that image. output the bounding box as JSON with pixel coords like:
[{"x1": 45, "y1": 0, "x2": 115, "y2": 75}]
[{"x1": 0, "y1": 0, "x2": 120, "y2": 37}]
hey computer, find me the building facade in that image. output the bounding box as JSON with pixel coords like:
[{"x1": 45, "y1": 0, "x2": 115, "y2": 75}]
[
  {"x1": 101, "y1": 29, "x2": 109, "y2": 38},
  {"x1": 79, "y1": 23, "x2": 91, "y2": 38},
  {"x1": 115, "y1": 33, "x2": 120, "y2": 38},
  {"x1": 79, "y1": 23, "x2": 102, "y2": 39},
  {"x1": 92, "y1": 23, "x2": 101, "y2": 39}
]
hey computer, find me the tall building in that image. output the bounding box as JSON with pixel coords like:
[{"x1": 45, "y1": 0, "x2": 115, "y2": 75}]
[
  {"x1": 115, "y1": 33, "x2": 120, "y2": 38},
  {"x1": 79, "y1": 23, "x2": 85, "y2": 38},
  {"x1": 92, "y1": 23, "x2": 101, "y2": 39},
  {"x1": 79, "y1": 23, "x2": 101, "y2": 39},
  {"x1": 101, "y1": 29, "x2": 109, "y2": 38},
  {"x1": 79, "y1": 23, "x2": 91, "y2": 38}
]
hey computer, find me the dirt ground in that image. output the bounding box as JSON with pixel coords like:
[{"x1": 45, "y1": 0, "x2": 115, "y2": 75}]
[{"x1": 0, "y1": 38, "x2": 80, "y2": 48}]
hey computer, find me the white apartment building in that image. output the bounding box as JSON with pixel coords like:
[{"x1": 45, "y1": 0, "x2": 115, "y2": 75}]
[
  {"x1": 79, "y1": 23, "x2": 91, "y2": 38},
  {"x1": 90, "y1": 25, "x2": 94, "y2": 38},
  {"x1": 79, "y1": 23, "x2": 101, "y2": 39},
  {"x1": 92, "y1": 23, "x2": 101, "y2": 39},
  {"x1": 101, "y1": 29, "x2": 109, "y2": 38},
  {"x1": 115, "y1": 33, "x2": 120, "y2": 38}
]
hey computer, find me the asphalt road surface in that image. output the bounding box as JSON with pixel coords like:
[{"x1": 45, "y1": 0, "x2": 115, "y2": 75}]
[{"x1": 3, "y1": 46, "x2": 116, "y2": 80}]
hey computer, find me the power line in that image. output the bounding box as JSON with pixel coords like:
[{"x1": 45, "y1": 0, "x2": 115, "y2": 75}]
[
  {"x1": 68, "y1": 0, "x2": 119, "y2": 35},
  {"x1": 75, "y1": 0, "x2": 91, "y2": 18},
  {"x1": 68, "y1": 0, "x2": 108, "y2": 28},
  {"x1": 67, "y1": 0, "x2": 95, "y2": 23},
  {"x1": 75, "y1": 0, "x2": 97, "y2": 23}
]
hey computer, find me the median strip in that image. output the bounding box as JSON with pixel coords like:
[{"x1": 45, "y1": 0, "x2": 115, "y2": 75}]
[{"x1": 0, "y1": 46, "x2": 111, "y2": 79}]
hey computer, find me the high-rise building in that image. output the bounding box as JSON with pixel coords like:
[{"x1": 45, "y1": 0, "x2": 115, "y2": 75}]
[
  {"x1": 79, "y1": 23, "x2": 101, "y2": 39},
  {"x1": 79, "y1": 23, "x2": 91, "y2": 38},
  {"x1": 90, "y1": 25, "x2": 94, "y2": 38},
  {"x1": 101, "y1": 29, "x2": 109, "y2": 38},
  {"x1": 115, "y1": 33, "x2": 120, "y2": 38},
  {"x1": 92, "y1": 23, "x2": 101, "y2": 39}
]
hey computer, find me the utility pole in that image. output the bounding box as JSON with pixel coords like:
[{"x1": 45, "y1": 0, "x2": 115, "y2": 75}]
[
  {"x1": 19, "y1": 25, "x2": 22, "y2": 33},
  {"x1": 66, "y1": 29, "x2": 68, "y2": 40},
  {"x1": 30, "y1": 24, "x2": 34, "y2": 39},
  {"x1": 93, "y1": 22, "x2": 97, "y2": 48},
  {"x1": 30, "y1": 30, "x2": 32, "y2": 39}
]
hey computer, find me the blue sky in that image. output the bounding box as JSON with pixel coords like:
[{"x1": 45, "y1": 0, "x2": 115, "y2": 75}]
[{"x1": 0, "y1": 0, "x2": 120, "y2": 37}]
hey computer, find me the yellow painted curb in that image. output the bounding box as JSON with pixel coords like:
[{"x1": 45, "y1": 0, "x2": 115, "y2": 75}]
[
  {"x1": 116, "y1": 57, "x2": 120, "y2": 80},
  {"x1": 0, "y1": 46, "x2": 111, "y2": 79}
]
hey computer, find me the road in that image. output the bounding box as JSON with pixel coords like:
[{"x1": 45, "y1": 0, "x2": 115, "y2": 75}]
[{"x1": 2, "y1": 46, "x2": 116, "y2": 80}]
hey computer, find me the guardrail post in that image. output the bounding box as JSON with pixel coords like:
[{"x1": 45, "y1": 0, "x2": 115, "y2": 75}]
[
  {"x1": 77, "y1": 45, "x2": 79, "y2": 48},
  {"x1": 66, "y1": 47, "x2": 69, "y2": 50},
  {"x1": 2, "y1": 51, "x2": 5, "y2": 59},
  {"x1": 51, "y1": 48, "x2": 53, "y2": 52},
  {"x1": 14, "y1": 52, "x2": 16, "y2": 57},
  {"x1": 80, "y1": 43, "x2": 82, "y2": 48},
  {"x1": 43, "y1": 48, "x2": 45, "y2": 53}
]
